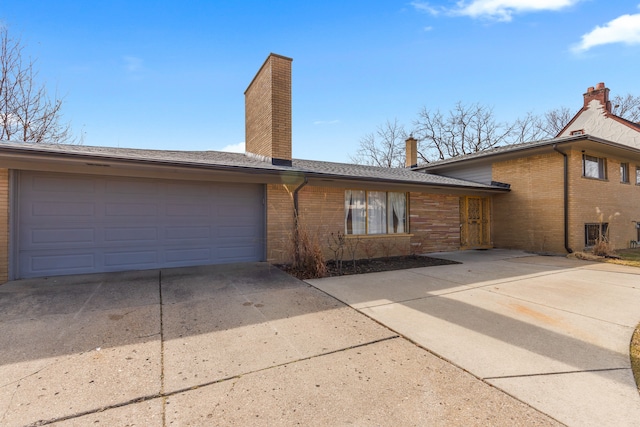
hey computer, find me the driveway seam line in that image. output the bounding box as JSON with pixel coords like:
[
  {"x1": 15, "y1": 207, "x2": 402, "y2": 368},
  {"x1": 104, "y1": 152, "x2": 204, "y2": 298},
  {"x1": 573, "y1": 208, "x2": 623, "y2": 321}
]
[
  {"x1": 483, "y1": 367, "x2": 631, "y2": 380},
  {"x1": 29, "y1": 336, "x2": 401, "y2": 426},
  {"x1": 158, "y1": 270, "x2": 166, "y2": 427}
]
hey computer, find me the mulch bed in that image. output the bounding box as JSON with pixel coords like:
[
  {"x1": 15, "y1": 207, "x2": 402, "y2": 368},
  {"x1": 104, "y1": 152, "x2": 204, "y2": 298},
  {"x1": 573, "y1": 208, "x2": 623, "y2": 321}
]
[{"x1": 278, "y1": 255, "x2": 460, "y2": 280}]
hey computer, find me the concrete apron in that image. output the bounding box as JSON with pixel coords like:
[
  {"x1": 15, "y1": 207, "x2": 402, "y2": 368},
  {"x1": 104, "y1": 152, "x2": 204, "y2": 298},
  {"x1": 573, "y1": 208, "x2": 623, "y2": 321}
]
[
  {"x1": 0, "y1": 262, "x2": 559, "y2": 426},
  {"x1": 308, "y1": 249, "x2": 640, "y2": 427}
]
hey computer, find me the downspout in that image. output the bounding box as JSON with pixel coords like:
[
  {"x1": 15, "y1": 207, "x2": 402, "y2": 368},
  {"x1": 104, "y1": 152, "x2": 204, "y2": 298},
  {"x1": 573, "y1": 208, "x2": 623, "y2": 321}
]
[
  {"x1": 553, "y1": 145, "x2": 573, "y2": 253},
  {"x1": 292, "y1": 176, "x2": 308, "y2": 265}
]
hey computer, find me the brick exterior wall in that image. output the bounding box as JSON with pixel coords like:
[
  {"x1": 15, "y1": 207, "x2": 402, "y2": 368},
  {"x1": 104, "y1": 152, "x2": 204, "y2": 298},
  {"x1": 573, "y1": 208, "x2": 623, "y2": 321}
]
[
  {"x1": 566, "y1": 149, "x2": 640, "y2": 251},
  {"x1": 492, "y1": 148, "x2": 640, "y2": 253},
  {"x1": 492, "y1": 152, "x2": 566, "y2": 253},
  {"x1": 0, "y1": 169, "x2": 8, "y2": 282},
  {"x1": 267, "y1": 184, "x2": 462, "y2": 264},
  {"x1": 244, "y1": 54, "x2": 292, "y2": 163}
]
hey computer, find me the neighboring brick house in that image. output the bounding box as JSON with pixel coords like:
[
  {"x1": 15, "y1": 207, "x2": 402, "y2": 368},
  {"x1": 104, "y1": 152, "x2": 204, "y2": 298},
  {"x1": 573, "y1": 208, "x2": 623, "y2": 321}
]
[
  {"x1": 418, "y1": 83, "x2": 640, "y2": 254},
  {"x1": 0, "y1": 53, "x2": 507, "y2": 282}
]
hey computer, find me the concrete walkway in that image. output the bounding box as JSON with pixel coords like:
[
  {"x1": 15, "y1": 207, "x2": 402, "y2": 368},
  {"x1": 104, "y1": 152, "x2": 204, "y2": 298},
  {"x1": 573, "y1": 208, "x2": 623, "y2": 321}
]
[
  {"x1": 0, "y1": 262, "x2": 559, "y2": 426},
  {"x1": 308, "y1": 249, "x2": 640, "y2": 427}
]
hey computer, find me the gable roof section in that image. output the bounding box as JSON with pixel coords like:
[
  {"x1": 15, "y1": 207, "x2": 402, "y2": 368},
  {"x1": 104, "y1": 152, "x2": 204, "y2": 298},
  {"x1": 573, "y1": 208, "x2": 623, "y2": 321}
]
[
  {"x1": 558, "y1": 104, "x2": 640, "y2": 138},
  {"x1": 0, "y1": 141, "x2": 507, "y2": 192}
]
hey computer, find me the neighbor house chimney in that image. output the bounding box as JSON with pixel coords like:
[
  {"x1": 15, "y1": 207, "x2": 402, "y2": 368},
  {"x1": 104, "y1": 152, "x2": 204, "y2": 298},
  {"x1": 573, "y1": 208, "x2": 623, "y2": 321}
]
[
  {"x1": 583, "y1": 82, "x2": 611, "y2": 113},
  {"x1": 405, "y1": 135, "x2": 418, "y2": 168},
  {"x1": 244, "y1": 53, "x2": 293, "y2": 166}
]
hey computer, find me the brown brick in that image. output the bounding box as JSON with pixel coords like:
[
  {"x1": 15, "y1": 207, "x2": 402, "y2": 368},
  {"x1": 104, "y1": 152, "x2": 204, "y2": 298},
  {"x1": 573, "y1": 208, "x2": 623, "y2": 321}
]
[{"x1": 245, "y1": 54, "x2": 292, "y2": 163}]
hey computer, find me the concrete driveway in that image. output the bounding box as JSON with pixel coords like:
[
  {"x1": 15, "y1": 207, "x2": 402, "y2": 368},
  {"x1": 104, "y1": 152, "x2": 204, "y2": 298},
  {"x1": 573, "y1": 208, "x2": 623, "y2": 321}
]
[
  {"x1": 0, "y1": 262, "x2": 559, "y2": 426},
  {"x1": 308, "y1": 249, "x2": 640, "y2": 427}
]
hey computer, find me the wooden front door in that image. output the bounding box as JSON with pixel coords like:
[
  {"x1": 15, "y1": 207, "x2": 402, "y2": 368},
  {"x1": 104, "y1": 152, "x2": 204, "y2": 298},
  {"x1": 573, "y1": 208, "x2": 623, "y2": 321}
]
[{"x1": 460, "y1": 197, "x2": 492, "y2": 249}]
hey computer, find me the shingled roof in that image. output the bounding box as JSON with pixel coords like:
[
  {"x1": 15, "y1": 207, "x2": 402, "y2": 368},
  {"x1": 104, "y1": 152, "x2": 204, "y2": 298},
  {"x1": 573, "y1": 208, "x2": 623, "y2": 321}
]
[{"x1": 0, "y1": 141, "x2": 507, "y2": 191}]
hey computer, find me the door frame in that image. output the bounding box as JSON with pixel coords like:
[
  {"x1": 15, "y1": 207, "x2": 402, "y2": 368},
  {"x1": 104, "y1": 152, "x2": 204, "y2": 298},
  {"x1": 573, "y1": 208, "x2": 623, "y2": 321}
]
[{"x1": 459, "y1": 196, "x2": 492, "y2": 250}]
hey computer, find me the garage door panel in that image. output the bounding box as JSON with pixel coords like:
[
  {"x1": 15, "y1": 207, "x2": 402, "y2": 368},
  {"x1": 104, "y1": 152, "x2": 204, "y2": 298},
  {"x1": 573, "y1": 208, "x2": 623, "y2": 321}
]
[
  {"x1": 217, "y1": 245, "x2": 261, "y2": 261},
  {"x1": 165, "y1": 226, "x2": 211, "y2": 240},
  {"x1": 17, "y1": 172, "x2": 265, "y2": 278},
  {"x1": 31, "y1": 175, "x2": 96, "y2": 193},
  {"x1": 165, "y1": 203, "x2": 210, "y2": 216},
  {"x1": 31, "y1": 228, "x2": 96, "y2": 245},
  {"x1": 105, "y1": 179, "x2": 160, "y2": 195},
  {"x1": 28, "y1": 252, "x2": 96, "y2": 273},
  {"x1": 105, "y1": 202, "x2": 159, "y2": 216},
  {"x1": 31, "y1": 201, "x2": 96, "y2": 217},
  {"x1": 104, "y1": 227, "x2": 158, "y2": 243},
  {"x1": 166, "y1": 182, "x2": 212, "y2": 197},
  {"x1": 104, "y1": 250, "x2": 158, "y2": 267},
  {"x1": 165, "y1": 248, "x2": 212, "y2": 263},
  {"x1": 218, "y1": 225, "x2": 259, "y2": 238}
]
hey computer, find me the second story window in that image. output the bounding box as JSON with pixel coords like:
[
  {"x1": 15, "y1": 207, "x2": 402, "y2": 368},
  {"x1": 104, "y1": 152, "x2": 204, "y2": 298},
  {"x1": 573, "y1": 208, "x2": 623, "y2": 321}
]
[
  {"x1": 621, "y1": 163, "x2": 629, "y2": 183},
  {"x1": 583, "y1": 154, "x2": 606, "y2": 180}
]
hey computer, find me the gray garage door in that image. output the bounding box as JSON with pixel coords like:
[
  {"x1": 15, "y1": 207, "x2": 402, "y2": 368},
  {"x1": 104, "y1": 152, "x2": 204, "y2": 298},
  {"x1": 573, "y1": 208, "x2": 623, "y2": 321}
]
[{"x1": 16, "y1": 171, "x2": 265, "y2": 278}]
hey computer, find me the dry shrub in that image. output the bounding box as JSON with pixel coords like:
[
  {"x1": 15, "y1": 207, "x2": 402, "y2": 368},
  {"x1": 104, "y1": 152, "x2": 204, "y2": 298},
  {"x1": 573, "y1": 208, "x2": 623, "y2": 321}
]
[
  {"x1": 591, "y1": 239, "x2": 615, "y2": 257},
  {"x1": 291, "y1": 226, "x2": 327, "y2": 278}
]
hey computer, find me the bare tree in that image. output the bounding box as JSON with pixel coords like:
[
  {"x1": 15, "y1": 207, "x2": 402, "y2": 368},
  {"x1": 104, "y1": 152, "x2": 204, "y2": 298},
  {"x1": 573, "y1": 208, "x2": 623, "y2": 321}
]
[
  {"x1": 509, "y1": 111, "x2": 548, "y2": 143},
  {"x1": 351, "y1": 91, "x2": 640, "y2": 167},
  {"x1": 1, "y1": 26, "x2": 74, "y2": 144},
  {"x1": 540, "y1": 106, "x2": 574, "y2": 138},
  {"x1": 349, "y1": 118, "x2": 407, "y2": 168},
  {"x1": 413, "y1": 102, "x2": 512, "y2": 163},
  {"x1": 612, "y1": 93, "x2": 640, "y2": 123}
]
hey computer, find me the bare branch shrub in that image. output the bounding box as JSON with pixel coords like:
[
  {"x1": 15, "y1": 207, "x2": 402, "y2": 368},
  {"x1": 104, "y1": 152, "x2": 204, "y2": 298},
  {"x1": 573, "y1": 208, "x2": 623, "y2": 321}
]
[
  {"x1": 344, "y1": 236, "x2": 361, "y2": 271},
  {"x1": 361, "y1": 239, "x2": 377, "y2": 260},
  {"x1": 327, "y1": 231, "x2": 345, "y2": 275}
]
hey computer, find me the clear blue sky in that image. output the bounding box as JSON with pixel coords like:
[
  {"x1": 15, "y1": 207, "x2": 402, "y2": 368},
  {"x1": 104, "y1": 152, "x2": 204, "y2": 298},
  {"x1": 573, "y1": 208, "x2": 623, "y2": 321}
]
[{"x1": 2, "y1": 1, "x2": 639, "y2": 163}]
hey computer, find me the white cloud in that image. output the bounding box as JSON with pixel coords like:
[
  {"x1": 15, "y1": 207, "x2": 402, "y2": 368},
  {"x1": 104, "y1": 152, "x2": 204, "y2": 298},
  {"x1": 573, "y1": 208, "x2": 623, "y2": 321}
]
[
  {"x1": 573, "y1": 13, "x2": 640, "y2": 52},
  {"x1": 412, "y1": 0, "x2": 581, "y2": 22},
  {"x1": 410, "y1": 1, "x2": 441, "y2": 16},
  {"x1": 220, "y1": 141, "x2": 245, "y2": 153},
  {"x1": 313, "y1": 119, "x2": 340, "y2": 125},
  {"x1": 123, "y1": 56, "x2": 143, "y2": 73}
]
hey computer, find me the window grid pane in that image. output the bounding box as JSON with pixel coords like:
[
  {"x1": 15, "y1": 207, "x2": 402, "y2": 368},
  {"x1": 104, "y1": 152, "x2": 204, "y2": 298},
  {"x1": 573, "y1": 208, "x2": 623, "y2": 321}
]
[
  {"x1": 621, "y1": 163, "x2": 629, "y2": 183},
  {"x1": 367, "y1": 191, "x2": 387, "y2": 234},
  {"x1": 583, "y1": 155, "x2": 606, "y2": 179},
  {"x1": 344, "y1": 190, "x2": 408, "y2": 235},
  {"x1": 344, "y1": 190, "x2": 366, "y2": 235}
]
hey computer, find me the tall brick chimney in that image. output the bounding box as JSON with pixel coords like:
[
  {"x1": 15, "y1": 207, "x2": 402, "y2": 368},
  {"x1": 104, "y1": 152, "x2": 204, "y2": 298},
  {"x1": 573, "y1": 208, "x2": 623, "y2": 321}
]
[
  {"x1": 583, "y1": 82, "x2": 611, "y2": 113},
  {"x1": 405, "y1": 135, "x2": 418, "y2": 168},
  {"x1": 244, "y1": 53, "x2": 293, "y2": 166}
]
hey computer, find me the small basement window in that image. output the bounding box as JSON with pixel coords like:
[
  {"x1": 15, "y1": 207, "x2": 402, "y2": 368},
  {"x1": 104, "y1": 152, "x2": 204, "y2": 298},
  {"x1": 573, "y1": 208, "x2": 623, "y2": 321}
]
[{"x1": 585, "y1": 223, "x2": 608, "y2": 247}]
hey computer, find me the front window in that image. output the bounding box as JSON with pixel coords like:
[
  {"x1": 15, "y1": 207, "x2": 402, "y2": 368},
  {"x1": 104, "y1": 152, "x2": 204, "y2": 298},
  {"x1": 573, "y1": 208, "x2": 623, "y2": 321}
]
[
  {"x1": 584, "y1": 223, "x2": 608, "y2": 247},
  {"x1": 583, "y1": 154, "x2": 606, "y2": 179},
  {"x1": 345, "y1": 190, "x2": 407, "y2": 235},
  {"x1": 636, "y1": 167, "x2": 640, "y2": 185},
  {"x1": 621, "y1": 163, "x2": 629, "y2": 183}
]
